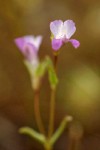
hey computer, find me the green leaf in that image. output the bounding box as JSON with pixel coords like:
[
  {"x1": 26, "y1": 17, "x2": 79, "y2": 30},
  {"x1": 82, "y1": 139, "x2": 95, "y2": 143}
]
[
  {"x1": 46, "y1": 57, "x2": 58, "y2": 89},
  {"x1": 50, "y1": 116, "x2": 73, "y2": 145},
  {"x1": 24, "y1": 56, "x2": 58, "y2": 90},
  {"x1": 24, "y1": 60, "x2": 35, "y2": 76},
  {"x1": 19, "y1": 127, "x2": 46, "y2": 144},
  {"x1": 48, "y1": 68, "x2": 58, "y2": 89},
  {"x1": 35, "y1": 61, "x2": 48, "y2": 78}
]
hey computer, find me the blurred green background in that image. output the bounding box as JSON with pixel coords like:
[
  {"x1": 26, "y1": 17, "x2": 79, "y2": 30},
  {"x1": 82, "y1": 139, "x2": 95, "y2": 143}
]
[{"x1": 0, "y1": 0, "x2": 100, "y2": 149}]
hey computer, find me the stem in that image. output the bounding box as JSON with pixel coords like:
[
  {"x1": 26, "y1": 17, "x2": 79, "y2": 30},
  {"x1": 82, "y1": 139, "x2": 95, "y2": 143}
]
[
  {"x1": 48, "y1": 55, "x2": 58, "y2": 138},
  {"x1": 48, "y1": 89, "x2": 56, "y2": 138},
  {"x1": 44, "y1": 141, "x2": 53, "y2": 150},
  {"x1": 54, "y1": 55, "x2": 58, "y2": 72},
  {"x1": 34, "y1": 89, "x2": 46, "y2": 135}
]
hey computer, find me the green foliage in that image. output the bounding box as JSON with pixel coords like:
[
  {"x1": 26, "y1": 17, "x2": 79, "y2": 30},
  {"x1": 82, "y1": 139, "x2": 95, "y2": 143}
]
[
  {"x1": 46, "y1": 56, "x2": 58, "y2": 89},
  {"x1": 24, "y1": 60, "x2": 35, "y2": 77},
  {"x1": 50, "y1": 116, "x2": 72, "y2": 145},
  {"x1": 19, "y1": 127, "x2": 46, "y2": 144},
  {"x1": 35, "y1": 60, "x2": 48, "y2": 78},
  {"x1": 24, "y1": 56, "x2": 58, "y2": 90}
]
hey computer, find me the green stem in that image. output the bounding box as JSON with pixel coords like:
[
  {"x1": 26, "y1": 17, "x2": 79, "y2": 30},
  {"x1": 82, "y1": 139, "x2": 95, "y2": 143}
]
[
  {"x1": 34, "y1": 89, "x2": 46, "y2": 135},
  {"x1": 54, "y1": 55, "x2": 58, "y2": 72},
  {"x1": 48, "y1": 55, "x2": 58, "y2": 138},
  {"x1": 48, "y1": 89, "x2": 56, "y2": 138},
  {"x1": 44, "y1": 140, "x2": 53, "y2": 150}
]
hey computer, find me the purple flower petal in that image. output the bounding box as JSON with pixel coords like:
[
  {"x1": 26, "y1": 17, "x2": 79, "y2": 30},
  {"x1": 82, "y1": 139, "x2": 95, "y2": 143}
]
[
  {"x1": 52, "y1": 39, "x2": 63, "y2": 51},
  {"x1": 64, "y1": 20, "x2": 76, "y2": 39},
  {"x1": 34, "y1": 36, "x2": 43, "y2": 51},
  {"x1": 50, "y1": 20, "x2": 63, "y2": 39},
  {"x1": 69, "y1": 39, "x2": 80, "y2": 48},
  {"x1": 24, "y1": 44, "x2": 38, "y2": 61},
  {"x1": 14, "y1": 35, "x2": 43, "y2": 61},
  {"x1": 14, "y1": 38, "x2": 25, "y2": 53},
  {"x1": 24, "y1": 36, "x2": 42, "y2": 51}
]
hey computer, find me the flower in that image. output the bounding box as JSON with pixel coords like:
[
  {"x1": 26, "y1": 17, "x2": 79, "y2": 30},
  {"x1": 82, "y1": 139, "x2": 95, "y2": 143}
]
[
  {"x1": 50, "y1": 20, "x2": 80, "y2": 51},
  {"x1": 14, "y1": 35, "x2": 43, "y2": 62},
  {"x1": 14, "y1": 35, "x2": 43, "y2": 90}
]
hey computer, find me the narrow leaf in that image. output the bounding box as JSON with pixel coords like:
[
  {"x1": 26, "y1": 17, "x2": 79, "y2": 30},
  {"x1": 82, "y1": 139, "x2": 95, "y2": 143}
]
[
  {"x1": 19, "y1": 127, "x2": 46, "y2": 144},
  {"x1": 50, "y1": 116, "x2": 72, "y2": 145}
]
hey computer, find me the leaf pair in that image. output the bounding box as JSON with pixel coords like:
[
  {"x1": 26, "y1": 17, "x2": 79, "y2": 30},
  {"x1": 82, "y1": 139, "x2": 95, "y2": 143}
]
[{"x1": 24, "y1": 56, "x2": 58, "y2": 90}]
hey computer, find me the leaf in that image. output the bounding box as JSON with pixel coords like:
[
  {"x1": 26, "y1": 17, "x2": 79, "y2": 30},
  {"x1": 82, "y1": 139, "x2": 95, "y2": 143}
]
[
  {"x1": 48, "y1": 68, "x2": 58, "y2": 89},
  {"x1": 19, "y1": 127, "x2": 46, "y2": 144},
  {"x1": 24, "y1": 56, "x2": 58, "y2": 90},
  {"x1": 50, "y1": 116, "x2": 73, "y2": 145},
  {"x1": 46, "y1": 57, "x2": 58, "y2": 89},
  {"x1": 35, "y1": 61, "x2": 48, "y2": 78},
  {"x1": 24, "y1": 60, "x2": 35, "y2": 76}
]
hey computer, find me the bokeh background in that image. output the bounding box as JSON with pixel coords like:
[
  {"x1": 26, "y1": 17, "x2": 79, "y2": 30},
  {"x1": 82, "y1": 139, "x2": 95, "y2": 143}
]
[{"x1": 0, "y1": 0, "x2": 100, "y2": 149}]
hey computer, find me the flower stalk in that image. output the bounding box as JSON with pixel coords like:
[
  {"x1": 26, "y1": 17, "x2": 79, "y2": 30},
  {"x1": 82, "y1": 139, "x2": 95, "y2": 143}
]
[
  {"x1": 48, "y1": 55, "x2": 58, "y2": 139},
  {"x1": 54, "y1": 55, "x2": 58, "y2": 72},
  {"x1": 48, "y1": 88, "x2": 56, "y2": 138},
  {"x1": 34, "y1": 89, "x2": 46, "y2": 135}
]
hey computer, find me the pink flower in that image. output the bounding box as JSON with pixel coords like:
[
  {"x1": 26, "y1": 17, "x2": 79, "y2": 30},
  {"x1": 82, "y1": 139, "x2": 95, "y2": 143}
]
[
  {"x1": 50, "y1": 20, "x2": 80, "y2": 51},
  {"x1": 14, "y1": 35, "x2": 42, "y2": 62}
]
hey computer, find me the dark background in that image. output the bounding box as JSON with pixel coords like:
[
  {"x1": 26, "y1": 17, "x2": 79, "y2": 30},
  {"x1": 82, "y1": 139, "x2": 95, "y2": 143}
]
[{"x1": 0, "y1": 0, "x2": 100, "y2": 149}]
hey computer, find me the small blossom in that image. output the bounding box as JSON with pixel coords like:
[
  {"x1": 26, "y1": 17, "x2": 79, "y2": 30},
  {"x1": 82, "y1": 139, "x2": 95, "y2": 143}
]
[
  {"x1": 14, "y1": 35, "x2": 43, "y2": 90},
  {"x1": 14, "y1": 35, "x2": 42, "y2": 62},
  {"x1": 50, "y1": 20, "x2": 80, "y2": 51}
]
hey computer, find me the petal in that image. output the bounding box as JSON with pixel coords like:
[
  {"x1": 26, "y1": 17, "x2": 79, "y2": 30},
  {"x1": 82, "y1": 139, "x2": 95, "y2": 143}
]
[
  {"x1": 14, "y1": 36, "x2": 36, "y2": 53},
  {"x1": 14, "y1": 38, "x2": 25, "y2": 53},
  {"x1": 50, "y1": 20, "x2": 63, "y2": 39},
  {"x1": 64, "y1": 20, "x2": 76, "y2": 39},
  {"x1": 24, "y1": 36, "x2": 35, "y2": 44},
  {"x1": 24, "y1": 35, "x2": 42, "y2": 51},
  {"x1": 32, "y1": 36, "x2": 43, "y2": 51},
  {"x1": 24, "y1": 43, "x2": 37, "y2": 61},
  {"x1": 52, "y1": 39, "x2": 63, "y2": 51},
  {"x1": 14, "y1": 36, "x2": 38, "y2": 61},
  {"x1": 69, "y1": 39, "x2": 80, "y2": 48},
  {"x1": 14, "y1": 35, "x2": 43, "y2": 61}
]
